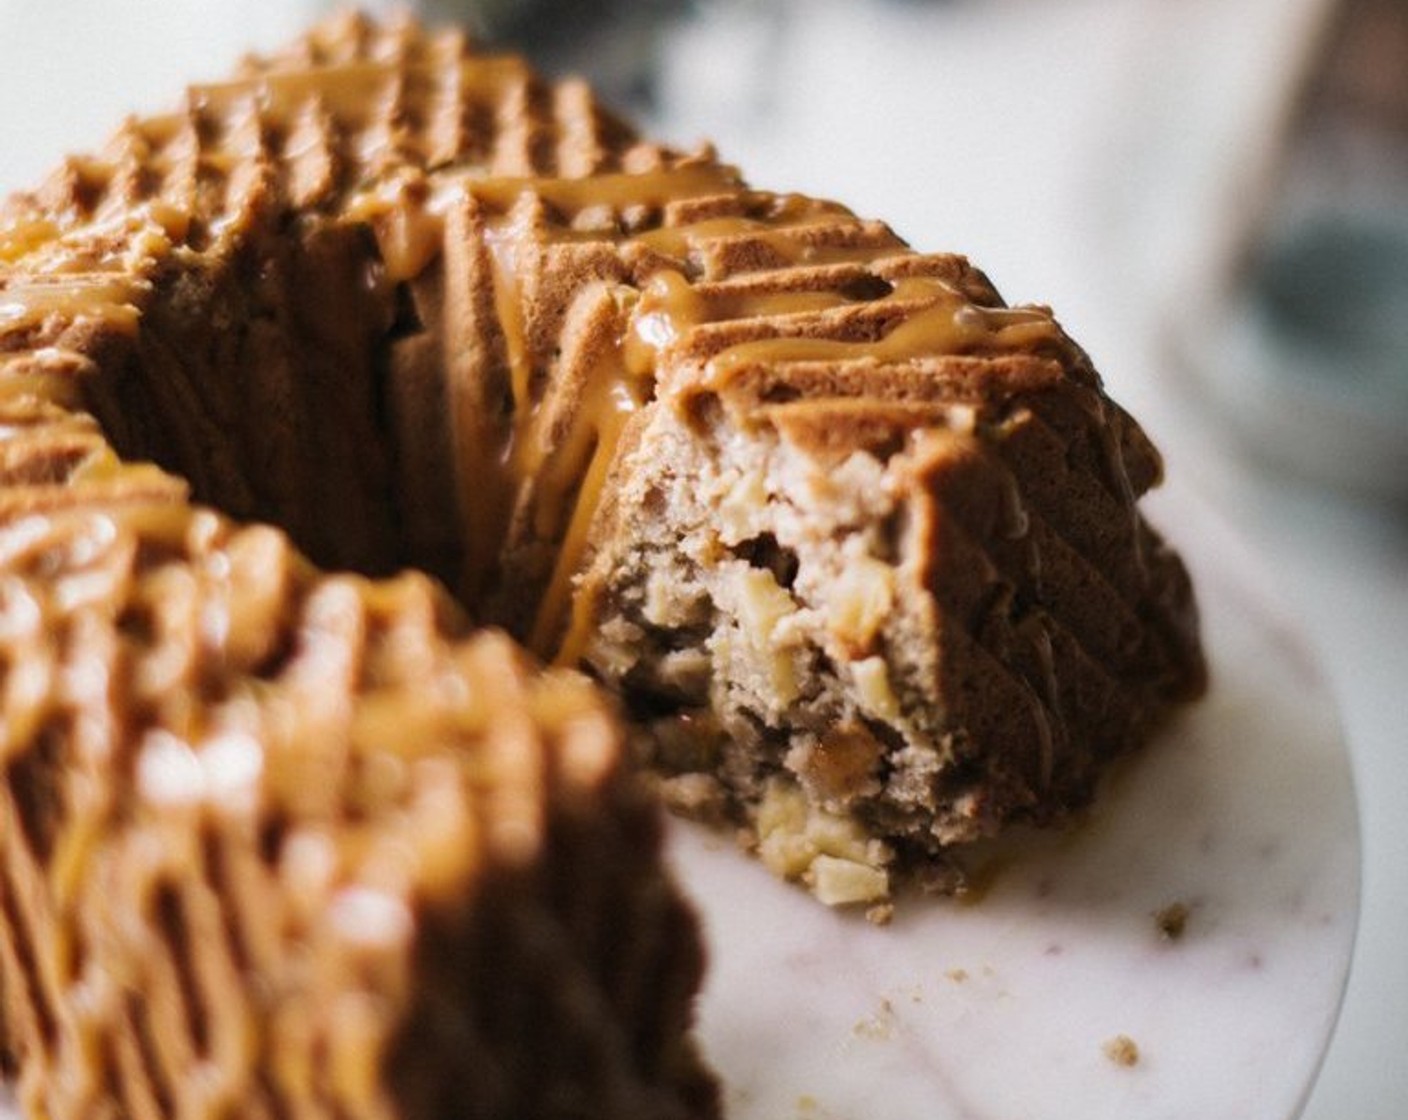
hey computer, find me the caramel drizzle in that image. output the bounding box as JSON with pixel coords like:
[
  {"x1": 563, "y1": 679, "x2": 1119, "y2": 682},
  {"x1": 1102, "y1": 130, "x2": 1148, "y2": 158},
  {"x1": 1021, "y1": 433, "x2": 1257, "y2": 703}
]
[
  {"x1": 529, "y1": 365, "x2": 644, "y2": 659},
  {"x1": 0, "y1": 281, "x2": 143, "y2": 335},
  {"x1": 0, "y1": 40, "x2": 1071, "y2": 669},
  {"x1": 347, "y1": 160, "x2": 1065, "y2": 660},
  {"x1": 453, "y1": 181, "x2": 1062, "y2": 660},
  {"x1": 703, "y1": 278, "x2": 1057, "y2": 381}
]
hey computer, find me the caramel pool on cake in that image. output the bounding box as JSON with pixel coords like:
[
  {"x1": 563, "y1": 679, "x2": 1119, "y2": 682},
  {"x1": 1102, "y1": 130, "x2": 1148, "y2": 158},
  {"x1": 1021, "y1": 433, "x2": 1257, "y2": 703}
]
[{"x1": 0, "y1": 9, "x2": 1203, "y2": 1116}]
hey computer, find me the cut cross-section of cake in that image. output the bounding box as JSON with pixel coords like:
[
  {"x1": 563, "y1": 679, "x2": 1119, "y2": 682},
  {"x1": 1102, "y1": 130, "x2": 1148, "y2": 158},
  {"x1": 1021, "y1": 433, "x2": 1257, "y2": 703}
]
[
  {"x1": 0, "y1": 15, "x2": 737, "y2": 1119},
  {"x1": 0, "y1": 13, "x2": 1206, "y2": 1112},
  {"x1": 578, "y1": 255, "x2": 1205, "y2": 904}
]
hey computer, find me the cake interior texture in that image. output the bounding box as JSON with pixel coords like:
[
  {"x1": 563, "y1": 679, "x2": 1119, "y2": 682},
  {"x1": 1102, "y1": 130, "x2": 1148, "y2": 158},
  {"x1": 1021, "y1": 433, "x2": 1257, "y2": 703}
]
[
  {"x1": 60, "y1": 19, "x2": 1204, "y2": 905},
  {"x1": 0, "y1": 7, "x2": 1205, "y2": 1117}
]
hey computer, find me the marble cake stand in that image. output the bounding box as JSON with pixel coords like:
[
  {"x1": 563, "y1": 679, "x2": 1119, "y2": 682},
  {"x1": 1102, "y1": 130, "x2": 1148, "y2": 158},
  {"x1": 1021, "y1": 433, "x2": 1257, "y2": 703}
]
[
  {"x1": 0, "y1": 489, "x2": 1353, "y2": 1120},
  {"x1": 673, "y1": 483, "x2": 1359, "y2": 1120}
]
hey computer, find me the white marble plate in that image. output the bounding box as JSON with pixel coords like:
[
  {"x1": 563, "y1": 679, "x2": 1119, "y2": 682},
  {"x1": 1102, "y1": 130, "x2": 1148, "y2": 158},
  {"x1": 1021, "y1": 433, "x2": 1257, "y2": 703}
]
[
  {"x1": 0, "y1": 491, "x2": 1355, "y2": 1120},
  {"x1": 671, "y1": 485, "x2": 1360, "y2": 1120}
]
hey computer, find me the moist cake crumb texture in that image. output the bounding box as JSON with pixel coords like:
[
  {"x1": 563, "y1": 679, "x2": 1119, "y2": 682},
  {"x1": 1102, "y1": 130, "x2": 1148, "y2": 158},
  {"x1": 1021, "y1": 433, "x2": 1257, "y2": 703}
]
[{"x1": 0, "y1": 8, "x2": 1205, "y2": 1118}]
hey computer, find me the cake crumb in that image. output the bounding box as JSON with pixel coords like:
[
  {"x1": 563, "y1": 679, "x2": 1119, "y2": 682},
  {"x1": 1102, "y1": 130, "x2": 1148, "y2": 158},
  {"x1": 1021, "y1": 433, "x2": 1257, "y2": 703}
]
[
  {"x1": 1103, "y1": 1034, "x2": 1141, "y2": 1067},
  {"x1": 945, "y1": 967, "x2": 969, "y2": 983},
  {"x1": 852, "y1": 998, "x2": 896, "y2": 1040},
  {"x1": 1155, "y1": 901, "x2": 1190, "y2": 940},
  {"x1": 866, "y1": 902, "x2": 894, "y2": 926}
]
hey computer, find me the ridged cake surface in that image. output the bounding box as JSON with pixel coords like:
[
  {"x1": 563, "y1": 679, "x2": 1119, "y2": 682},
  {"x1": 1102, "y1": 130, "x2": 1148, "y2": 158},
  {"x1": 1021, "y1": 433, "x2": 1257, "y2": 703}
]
[
  {"x1": 0, "y1": 13, "x2": 723, "y2": 1120},
  {"x1": 0, "y1": 7, "x2": 1204, "y2": 1113}
]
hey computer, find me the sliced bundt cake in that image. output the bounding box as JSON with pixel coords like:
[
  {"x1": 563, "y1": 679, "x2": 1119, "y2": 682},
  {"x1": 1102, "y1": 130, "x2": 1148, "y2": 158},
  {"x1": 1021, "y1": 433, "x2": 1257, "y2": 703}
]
[{"x1": 0, "y1": 9, "x2": 1205, "y2": 1111}]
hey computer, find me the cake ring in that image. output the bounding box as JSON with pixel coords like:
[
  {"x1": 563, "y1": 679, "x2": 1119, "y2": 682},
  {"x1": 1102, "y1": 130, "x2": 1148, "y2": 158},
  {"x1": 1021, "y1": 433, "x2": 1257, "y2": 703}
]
[{"x1": 0, "y1": 11, "x2": 1204, "y2": 1118}]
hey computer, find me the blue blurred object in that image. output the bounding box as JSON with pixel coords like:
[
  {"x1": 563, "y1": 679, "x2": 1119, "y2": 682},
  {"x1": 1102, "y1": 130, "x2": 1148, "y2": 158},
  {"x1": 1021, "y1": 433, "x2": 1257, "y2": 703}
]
[
  {"x1": 1254, "y1": 210, "x2": 1408, "y2": 402},
  {"x1": 1184, "y1": 0, "x2": 1408, "y2": 503},
  {"x1": 1249, "y1": 0, "x2": 1408, "y2": 403}
]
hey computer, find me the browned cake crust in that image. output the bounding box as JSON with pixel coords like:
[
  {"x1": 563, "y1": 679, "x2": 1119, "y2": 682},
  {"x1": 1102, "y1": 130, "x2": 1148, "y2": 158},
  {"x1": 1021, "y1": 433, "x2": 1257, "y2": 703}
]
[
  {"x1": 0, "y1": 13, "x2": 724, "y2": 1120},
  {"x1": 0, "y1": 7, "x2": 1204, "y2": 1113},
  {"x1": 578, "y1": 255, "x2": 1206, "y2": 902},
  {"x1": 0, "y1": 521, "x2": 713, "y2": 1118}
]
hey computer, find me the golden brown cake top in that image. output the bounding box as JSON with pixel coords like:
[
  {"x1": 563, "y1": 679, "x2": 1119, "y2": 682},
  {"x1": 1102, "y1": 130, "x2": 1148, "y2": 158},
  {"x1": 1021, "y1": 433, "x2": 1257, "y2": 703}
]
[
  {"x1": 0, "y1": 9, "x2": 1157, "y2": 664},
  {"x1": 0, "y1": 417, "x2": 686, "y2": 1114}
]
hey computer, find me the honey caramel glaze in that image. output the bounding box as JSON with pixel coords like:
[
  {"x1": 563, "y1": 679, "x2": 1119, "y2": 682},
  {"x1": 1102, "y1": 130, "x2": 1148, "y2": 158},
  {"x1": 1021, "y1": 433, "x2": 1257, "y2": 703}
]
[
  {"x1": 339, "y1": 155, "x2": 1075, "y2": 661},
  {"x1": 0, "y1": 30, "x2": 1085, "y2": 672},
  {"x1": 488, "y1": 242, "x2": 1066, "y2": 660}
]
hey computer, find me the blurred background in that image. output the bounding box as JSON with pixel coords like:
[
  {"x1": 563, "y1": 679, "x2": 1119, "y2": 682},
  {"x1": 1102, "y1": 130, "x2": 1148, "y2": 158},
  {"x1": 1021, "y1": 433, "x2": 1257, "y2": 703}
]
[{"x1": 0, "y1": 0, "x2": 1404, "y2": 1116}]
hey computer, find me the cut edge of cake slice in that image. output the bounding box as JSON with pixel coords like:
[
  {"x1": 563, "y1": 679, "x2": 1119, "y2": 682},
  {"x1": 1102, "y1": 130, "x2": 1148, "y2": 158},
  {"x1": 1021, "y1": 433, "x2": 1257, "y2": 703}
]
[{"x1": 573, "y1": 291, "x2": 1206, "y2": 910}]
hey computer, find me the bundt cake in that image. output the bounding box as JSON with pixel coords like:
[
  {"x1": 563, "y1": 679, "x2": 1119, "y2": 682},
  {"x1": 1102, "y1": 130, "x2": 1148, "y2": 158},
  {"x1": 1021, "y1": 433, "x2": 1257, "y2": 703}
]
[{"x1": 0, "y1": 6, "x2": 1205, "y2": 1115}]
